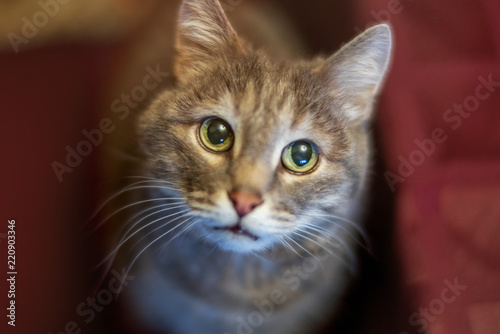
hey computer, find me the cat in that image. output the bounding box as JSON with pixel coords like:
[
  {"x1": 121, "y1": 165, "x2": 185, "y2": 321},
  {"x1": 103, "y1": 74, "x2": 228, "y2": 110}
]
[{"x1": 104, "y1": 0, "x2": 392, "y2": 333}]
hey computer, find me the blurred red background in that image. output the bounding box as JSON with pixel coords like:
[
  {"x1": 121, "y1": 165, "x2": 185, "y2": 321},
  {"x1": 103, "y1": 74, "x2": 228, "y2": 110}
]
[{"x1": 1, "y1": 0, "x2": 499, "y2": 333}]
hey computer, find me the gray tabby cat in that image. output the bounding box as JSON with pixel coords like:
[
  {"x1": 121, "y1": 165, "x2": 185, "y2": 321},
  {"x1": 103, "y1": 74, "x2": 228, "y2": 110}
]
[{"x1": 115, "y1": 0, "x2": 392, "y2": 333}]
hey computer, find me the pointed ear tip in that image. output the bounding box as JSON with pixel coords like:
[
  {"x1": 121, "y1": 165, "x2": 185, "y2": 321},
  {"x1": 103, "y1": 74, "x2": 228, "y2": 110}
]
[
  {"x1": 363, "y1": 24, "x2": 393, "y2": 55},
  {"x1": 178, "y1": 0, "x2": 213, "y2": 18},
  {"x1": 369, "y1": 23, "x2": 393, "y2": 41},
  {"x1": 375, "y1": 23, "x2": 392, "y2": 31}
]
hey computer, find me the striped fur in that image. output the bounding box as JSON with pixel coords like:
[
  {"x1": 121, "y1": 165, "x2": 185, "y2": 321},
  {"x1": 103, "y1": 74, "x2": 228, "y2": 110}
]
[{"x1": 119, "y1": 1, "x2": 392, "y2": 333}]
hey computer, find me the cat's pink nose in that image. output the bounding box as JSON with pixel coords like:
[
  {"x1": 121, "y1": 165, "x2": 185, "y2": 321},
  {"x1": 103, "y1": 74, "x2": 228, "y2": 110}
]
[{"x1": 229, "y1": 191, "x2": 263, "y2": 217}]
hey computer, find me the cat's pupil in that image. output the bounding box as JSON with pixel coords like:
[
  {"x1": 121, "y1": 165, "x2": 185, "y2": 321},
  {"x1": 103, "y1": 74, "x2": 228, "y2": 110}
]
[
  {"x1": 207, "y1": 119, "x2": 229, "y2": 144},
  {"x1": 291, "y1": 141, "x2": 313, "y2": 166}
]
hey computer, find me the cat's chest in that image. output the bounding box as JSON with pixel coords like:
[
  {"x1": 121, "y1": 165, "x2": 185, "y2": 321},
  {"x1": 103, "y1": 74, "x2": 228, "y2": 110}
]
[
  {"x1": 149, "y1": 236, "x2": 343, "y2": 307},
  {"x1": 124, "y1": 230, "x2": 350, "y2": 334}
]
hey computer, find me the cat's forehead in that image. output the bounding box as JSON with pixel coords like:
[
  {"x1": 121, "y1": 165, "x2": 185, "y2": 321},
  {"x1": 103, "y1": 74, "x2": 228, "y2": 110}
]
[
  {"x1": 212, "y1": 57, "x2": 295, "y2": 115},
  {"x1": 169, "y1": 54, "x2": 348, "y2": 160},
  {"x1": 206, "y1": 70, "x2": 339, "y2": 162}
]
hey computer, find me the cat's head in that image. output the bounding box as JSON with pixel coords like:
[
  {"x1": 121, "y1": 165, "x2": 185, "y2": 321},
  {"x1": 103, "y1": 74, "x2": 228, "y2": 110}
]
[{"x1": 139, "y1": 0, "x2": 391, "y2": 253}]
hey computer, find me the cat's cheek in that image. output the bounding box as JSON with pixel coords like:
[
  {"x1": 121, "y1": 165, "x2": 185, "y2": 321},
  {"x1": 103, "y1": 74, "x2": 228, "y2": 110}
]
[
  {"x1": 196, "y1": 148, "x2": 229, "y2": 168},
  {"x1": 242, "y1": 206, "x2": 287, "y2": 234},
  {"x1": 199, "y1": 207, "x2": 238, "y2": 227}
]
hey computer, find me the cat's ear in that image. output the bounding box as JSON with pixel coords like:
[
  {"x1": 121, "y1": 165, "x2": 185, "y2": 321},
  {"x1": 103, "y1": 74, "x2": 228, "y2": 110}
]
[
  {"x1": 175, "y1": 0, "x2": 244, "y2": 81},
  {"x1": 317, "y1": 24, "x2": 392, "y2": 123}
]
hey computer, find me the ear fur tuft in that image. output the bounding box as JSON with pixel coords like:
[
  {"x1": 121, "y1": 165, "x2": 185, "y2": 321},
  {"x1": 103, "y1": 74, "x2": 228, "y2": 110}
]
[
  {"x1": 175, "y1": 0, "x2": 244, "y2": 80},
  {"x1": 317, "y1": 24, "x2": 392, "y2": 123}
]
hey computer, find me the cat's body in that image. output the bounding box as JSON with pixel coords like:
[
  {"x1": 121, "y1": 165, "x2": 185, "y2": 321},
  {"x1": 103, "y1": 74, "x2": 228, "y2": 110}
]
[
  {"x1": 107, "y1": 1, "x2": 392, "y2": 333},
  {"x1": 126, "y1": 231, "x2": 351, "y2": 333}
]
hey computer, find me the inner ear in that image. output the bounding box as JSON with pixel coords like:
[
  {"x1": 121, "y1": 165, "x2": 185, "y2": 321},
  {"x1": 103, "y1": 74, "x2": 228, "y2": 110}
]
[
  {"x1": 175, "y1": 0, "x2": 245, "y2": 80},
  {"x1": 315, "y1": 24, "x2": 392, "y2": 123}
]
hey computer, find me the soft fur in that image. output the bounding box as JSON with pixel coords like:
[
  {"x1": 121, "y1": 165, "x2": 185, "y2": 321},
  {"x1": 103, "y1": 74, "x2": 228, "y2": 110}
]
[{"x1": 113, "y1": 0, "x2": 392, "y2": 333}]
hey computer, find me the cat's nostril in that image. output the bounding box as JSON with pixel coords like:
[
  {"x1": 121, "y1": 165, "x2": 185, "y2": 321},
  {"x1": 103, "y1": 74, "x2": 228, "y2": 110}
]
[{"x1": 228, "y1": 190, "x2": 263, "y2": 217}]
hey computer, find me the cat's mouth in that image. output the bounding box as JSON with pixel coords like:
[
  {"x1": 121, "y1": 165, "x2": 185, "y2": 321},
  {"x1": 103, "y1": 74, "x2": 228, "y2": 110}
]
[{"x1": 214, "y1": 225, "x2": 259, "y2": 241}]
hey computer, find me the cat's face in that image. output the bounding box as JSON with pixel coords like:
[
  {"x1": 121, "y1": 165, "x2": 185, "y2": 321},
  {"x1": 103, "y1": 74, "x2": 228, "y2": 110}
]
[{"x1": 138, "y1": 0, "x2": 391, "y2": 253}]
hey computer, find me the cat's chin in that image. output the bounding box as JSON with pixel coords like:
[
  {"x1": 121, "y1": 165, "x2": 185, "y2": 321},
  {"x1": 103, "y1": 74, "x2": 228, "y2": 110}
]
[
  {"x1": 214, "y1": 239, "x2": 272, "y2": 253},
  {"x1": 206, "y1": 228, "x2": 275, "y2": 253}
]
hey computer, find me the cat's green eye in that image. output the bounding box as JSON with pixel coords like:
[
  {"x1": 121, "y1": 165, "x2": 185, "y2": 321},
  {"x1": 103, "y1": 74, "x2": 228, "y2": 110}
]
[
  {"x1": 281, "y1": 140, "x2": 319, "y2": 174},
  {"x1": 199, "y1": 117, "x2": 234, "y2": 152}
]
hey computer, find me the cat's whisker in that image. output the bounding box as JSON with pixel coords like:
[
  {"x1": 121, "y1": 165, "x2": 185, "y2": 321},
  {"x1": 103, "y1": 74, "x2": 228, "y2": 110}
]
[
  {"x1": 110, "y1": 177, "x2": 176, "y2": 191},
  {"x1": 306, "y1": 220, "x2": 360, "y2": 267},
  {"x1": 121, "y1": 177, "x2": 180, "y2": 190},
  {"x1": 119, "y1": 203, "x2": 188, "y2": 239},
  {"x1": 301, "y1": 223, "x2": 341, "y2": 242},
  {"x1": 276, "y1": 236, "x2": 300, "y2": 257},
  {"x1": 96, "y1": 208, "x2": 191, "y2": 270},
  {"x1": 88, "y1": 198, "x2": 186, "y2": 236},
  {"x1": 119, "y1": 208, "x2": 190, "y2": 250},
  {"x1": 292, "y1": 230, "x2": 354, "y2": 273},
  {"x1": 122, "y1": 176, "x2": 175, "y2": 185},
  {"x1": 201, "y1": 242, "x2": 219, "y2": 260},
  {"x1": 112, "y1": 204, "x2": 188, "y2": 254},
  {"x1": 180, "y1": 218, "x2": 200, "y2": 243},
  {"x1": 83, "y1": 180, "x2": 181, "y2": 228},
  {"x1": 284, "y1": 235, "x2": 320, "y2": 264},
  {"x1": 299, "y1": 226, "x2": 356, "y2": 269},
  {"x1": 129, "y1": 212, "x2": 193, "y2": 250},
  {"x1": 158, "y1": 217, "x2": 199, "y2": 254},
  {"x1": 304, "y1": 224, "x2": 357, "y2": 268},
  {"x1": 310, "y1": 214, "x2": 370, "y2": 251},
  {"x1": 84, "y1": 180, "x2": 155, "y2": 227},
  {"x1": 301, "y1": 223, "x2": 351, "y2": 251},
  {"x1": 252, "y1": 250, "x2": 274, "y2": 264},
  {"x1": 173, "y1": 217, "x2": 198, "y2": 240},
  {"x1": 119, "y1": 217, "x2": 193, "y2": 292},
  {"x1": 310, "y1": 213, "x2": 368, "y2": 242},
  {"x1": 93, "y1": 209, "x2": 189, "y2": 290},
  {"x1": 294, "y1": 227, "x2": 336, "y2": 253},
  {"x1": 290, "y1": 231, "x2": 328, "y2": 270},
  {"x1": 118, "y1": 201, "x2": 187, "y2": 235}
]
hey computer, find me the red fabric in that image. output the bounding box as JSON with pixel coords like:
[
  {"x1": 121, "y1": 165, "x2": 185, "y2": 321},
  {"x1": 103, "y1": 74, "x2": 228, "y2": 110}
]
[{"x1": 357, "y1": 0, "x2": 500, "y2": 333}]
